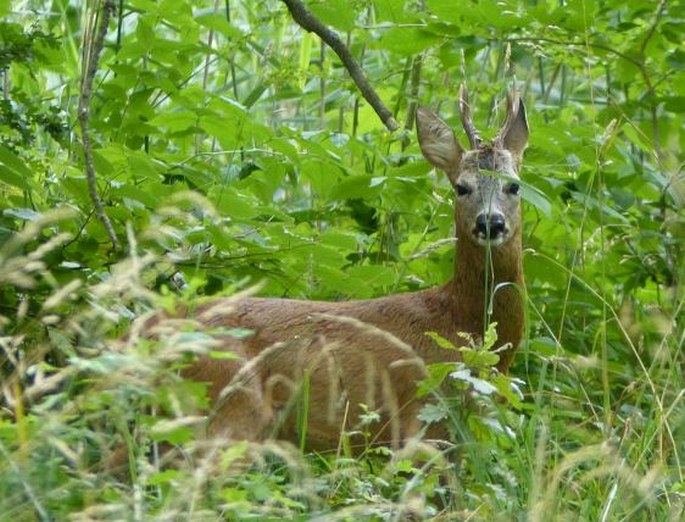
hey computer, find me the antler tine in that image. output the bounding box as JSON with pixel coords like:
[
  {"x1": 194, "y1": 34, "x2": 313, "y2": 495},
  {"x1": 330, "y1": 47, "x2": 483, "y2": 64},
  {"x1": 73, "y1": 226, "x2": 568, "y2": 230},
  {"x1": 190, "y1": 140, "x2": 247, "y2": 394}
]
[
  {"x1": 494, "y1": 89, "x2": 520, "y2": 148},
  {"x1": 458, "y1": 83, "x2": 481, "y2": 149}
]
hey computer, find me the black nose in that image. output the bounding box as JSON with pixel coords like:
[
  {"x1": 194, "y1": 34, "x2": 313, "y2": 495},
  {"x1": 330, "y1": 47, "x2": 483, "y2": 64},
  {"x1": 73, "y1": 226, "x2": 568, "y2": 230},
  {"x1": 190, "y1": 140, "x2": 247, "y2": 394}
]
[{"x1": 476, "y1": 213, "x2": 506, "y2": 238}]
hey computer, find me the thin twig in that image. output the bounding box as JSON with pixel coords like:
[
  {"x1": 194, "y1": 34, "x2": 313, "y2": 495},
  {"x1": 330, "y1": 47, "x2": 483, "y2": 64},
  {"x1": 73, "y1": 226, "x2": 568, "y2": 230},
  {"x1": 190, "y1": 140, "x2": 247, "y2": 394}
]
[
  {"x1": 78, "y1": 0, "x2": 120, "y2": 251},
  {"x1": 281, "y1": 0, "x2": 399, "y2": 132}
]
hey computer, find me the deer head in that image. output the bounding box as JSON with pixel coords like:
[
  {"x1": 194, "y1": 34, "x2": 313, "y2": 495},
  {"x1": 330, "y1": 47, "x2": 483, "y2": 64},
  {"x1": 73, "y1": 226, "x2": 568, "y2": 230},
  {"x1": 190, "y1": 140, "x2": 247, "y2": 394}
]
[{"x1": 416, "y1": 86, "x2": 529, "y2": 248}]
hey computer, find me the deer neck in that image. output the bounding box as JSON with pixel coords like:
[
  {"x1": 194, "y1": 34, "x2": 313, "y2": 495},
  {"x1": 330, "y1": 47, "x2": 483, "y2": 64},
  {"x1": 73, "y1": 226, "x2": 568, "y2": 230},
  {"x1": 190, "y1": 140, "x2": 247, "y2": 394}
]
[{"x1": 449, "y1": 221, "x2": 524, "y2": 370}]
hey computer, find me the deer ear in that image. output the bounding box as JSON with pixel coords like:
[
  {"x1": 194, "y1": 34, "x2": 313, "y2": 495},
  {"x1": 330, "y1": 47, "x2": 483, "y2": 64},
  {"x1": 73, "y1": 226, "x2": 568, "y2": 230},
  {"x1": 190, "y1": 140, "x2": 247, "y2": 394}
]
[
  {"x1": 416, "y1": 106, "x2": 463, "y2": 181},
  {"x1": 498, "y1": 93, "x2": 529, "y2": 167}
]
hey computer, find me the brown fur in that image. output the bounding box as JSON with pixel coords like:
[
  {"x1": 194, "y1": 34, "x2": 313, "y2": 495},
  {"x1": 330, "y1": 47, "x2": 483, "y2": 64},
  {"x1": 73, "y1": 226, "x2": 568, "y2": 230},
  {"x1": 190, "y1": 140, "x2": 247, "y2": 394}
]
[{"x1": 160, "y1": 89, "x2": 530, "y2": 452}]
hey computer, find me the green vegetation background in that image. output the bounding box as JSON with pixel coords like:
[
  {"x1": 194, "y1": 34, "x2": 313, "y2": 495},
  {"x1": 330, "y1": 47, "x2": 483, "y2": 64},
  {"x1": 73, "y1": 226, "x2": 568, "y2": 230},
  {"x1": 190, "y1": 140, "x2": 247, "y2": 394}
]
[{"x1": 0, "y1": 0, "x2": 683, "y2": 519}]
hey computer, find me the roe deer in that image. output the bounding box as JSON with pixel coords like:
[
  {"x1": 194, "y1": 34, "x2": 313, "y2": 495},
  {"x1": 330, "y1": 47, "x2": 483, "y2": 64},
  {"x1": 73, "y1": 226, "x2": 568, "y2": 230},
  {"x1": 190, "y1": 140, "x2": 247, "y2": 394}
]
[{"x1": 177, "y1": 86, "x2": 529, "y2": 452}]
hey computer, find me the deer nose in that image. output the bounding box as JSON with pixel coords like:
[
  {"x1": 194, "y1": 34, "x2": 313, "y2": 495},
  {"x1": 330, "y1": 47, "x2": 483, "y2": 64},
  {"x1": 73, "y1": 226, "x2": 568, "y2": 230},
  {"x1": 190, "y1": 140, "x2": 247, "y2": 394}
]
[{"x1": 476, "y1": 212, "x2": 506, "y2": 239}]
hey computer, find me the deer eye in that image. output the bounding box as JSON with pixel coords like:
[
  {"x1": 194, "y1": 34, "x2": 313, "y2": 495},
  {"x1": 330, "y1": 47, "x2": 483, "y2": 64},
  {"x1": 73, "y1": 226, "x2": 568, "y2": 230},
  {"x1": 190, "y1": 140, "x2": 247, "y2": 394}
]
[
  {"x1": 507, "y1": 183, "x2": 520, "y2": 195},
  {"x1": 455, "y1": 183, "x2": 472, "y2": 196}
]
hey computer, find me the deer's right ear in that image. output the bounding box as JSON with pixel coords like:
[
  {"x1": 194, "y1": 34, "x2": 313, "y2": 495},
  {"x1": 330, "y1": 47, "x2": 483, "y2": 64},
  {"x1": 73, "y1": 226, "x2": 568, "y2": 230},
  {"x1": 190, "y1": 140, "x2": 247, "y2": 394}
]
[{"x1": 416, "y1": 107, "x2": 463, "y2": 181}]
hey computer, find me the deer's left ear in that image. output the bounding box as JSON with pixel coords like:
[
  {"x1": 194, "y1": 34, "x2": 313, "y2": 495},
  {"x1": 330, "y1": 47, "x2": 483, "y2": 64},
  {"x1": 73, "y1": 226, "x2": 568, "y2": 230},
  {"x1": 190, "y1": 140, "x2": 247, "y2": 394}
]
[{"x1": 497, "y1": 92, "x2": 529, "y2": 169}]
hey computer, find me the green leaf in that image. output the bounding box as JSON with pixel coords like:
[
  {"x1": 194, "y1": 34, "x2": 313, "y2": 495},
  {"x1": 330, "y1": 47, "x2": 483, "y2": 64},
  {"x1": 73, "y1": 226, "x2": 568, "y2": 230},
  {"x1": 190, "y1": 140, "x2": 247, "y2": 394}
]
[
  {"x1": 417, "y1": 402, "x2": 448, "y2": 423},
  {"x1": 450, "y1": 368, "x2": 498, "y2": 395},
  {"x1": 147, "y1": 469, "x2": 186, "y2": 486},
  {"x1": 662, "y1": 96, "x2": 685, "y2": 113},
  {"x1": 330, "y1": 176, "x2": 385, "y2": 200},
  {"x1": 308, "y1": 0, "x2": 356, "y2": 31},
  {"x1": 417, "y1": 361, "x2": 454, "y2": 397},
  {"x1": 149, "y1": 422, "x2": 194, "y2": 444},
  {"x1": 425, "y1": 331, "x2": 457, "y2": 350},
  {"x1": 194, "y1": 12, "x2": 242, "y2": 39},
  {"x1": 0, "y1": 165, "x2": 31, "y2": 191},
  {"x1": 460, "y1": 347, "x2": 500, "y2": 368},
  {"x1": 207, "y1": 350, "x2": 240, "y2": 361},
  {"x1": 0, "y1": 144, "x2": 33, "y2": 191},
  {"x1": 666, "y1": 49, "x2": 685, "y2": 71},
  {"x1": 345, "y1": 264, "x2": 396, "y2": 288},
  {"x1": 148, "y1": 109, "x2": 198, "y2": 133},
  {"x1": 376, "y1": 27, "x2": 441, "y2": 55},
  {"x1": 519, "y1": 178, "x2": 552, "y2": 217},
  {"x1": 425, "y1": 0, "x2": 462, "y2": 25},
  {"x1": 243, "y1": 82, "x2": 268, "y2": 109},
  {"x1": 491, "y1": 374, "x2": 524, "y2": 409},
  {"x1": 482, "y1": 321, "x2": 499, "y2": 350},
  {"x1": 136, "y1": 16, "x2": 155, "y2": 48},
  {"x1": 298, "y1": 32, "x2": 313, "y2": 90},
  {"x1": 112, "y1": 183, "x2": 162, "y2": 208}
]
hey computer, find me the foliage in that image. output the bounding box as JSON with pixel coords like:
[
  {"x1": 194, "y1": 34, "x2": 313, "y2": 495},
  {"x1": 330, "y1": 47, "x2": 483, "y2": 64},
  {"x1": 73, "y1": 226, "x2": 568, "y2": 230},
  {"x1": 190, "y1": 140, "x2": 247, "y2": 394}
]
[{"x1": 0, "y1": 0, "x2": 683, "y2": 520}]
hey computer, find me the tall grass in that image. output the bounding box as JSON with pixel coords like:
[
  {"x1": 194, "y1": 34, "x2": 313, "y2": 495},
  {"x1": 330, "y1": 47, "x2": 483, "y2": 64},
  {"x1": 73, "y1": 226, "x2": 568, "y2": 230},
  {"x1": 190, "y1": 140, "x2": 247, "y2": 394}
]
[{"x1": 0, "y1": 207, "x2": 682, "y2": 520}]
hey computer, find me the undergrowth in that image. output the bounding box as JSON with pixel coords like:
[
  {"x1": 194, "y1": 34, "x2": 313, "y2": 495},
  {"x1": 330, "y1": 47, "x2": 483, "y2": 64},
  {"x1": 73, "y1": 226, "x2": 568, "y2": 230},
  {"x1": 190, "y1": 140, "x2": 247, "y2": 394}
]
[{"x1": 1, "y1": 209, "x2": 682, "y2": 520}]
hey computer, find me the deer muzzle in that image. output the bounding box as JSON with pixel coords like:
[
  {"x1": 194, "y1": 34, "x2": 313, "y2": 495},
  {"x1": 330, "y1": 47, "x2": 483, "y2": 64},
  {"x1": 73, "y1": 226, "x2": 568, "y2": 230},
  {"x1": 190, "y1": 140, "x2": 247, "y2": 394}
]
[{"x1": 474, "y1": 212, "x2": 507, "y2": 246}]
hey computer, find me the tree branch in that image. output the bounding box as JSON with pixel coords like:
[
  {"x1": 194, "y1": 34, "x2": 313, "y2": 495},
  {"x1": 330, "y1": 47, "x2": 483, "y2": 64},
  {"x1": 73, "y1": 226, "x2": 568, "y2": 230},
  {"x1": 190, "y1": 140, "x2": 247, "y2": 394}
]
[
  {"x1": 78, "y1": 0, "x2": 120, "y2": 251},
  {"x1": 281, "y1": 0, "x2": 399, "y2": 132}
]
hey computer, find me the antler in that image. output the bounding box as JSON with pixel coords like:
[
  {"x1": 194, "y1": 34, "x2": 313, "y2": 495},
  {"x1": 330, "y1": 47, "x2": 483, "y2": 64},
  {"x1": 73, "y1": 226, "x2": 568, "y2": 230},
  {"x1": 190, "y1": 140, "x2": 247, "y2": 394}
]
[
  {"x1": 458, "y1": 84, "x2": 481, "y2": 149},
  {"x1": 494, "y1": 89, "x2": 522, "y2": 148}
]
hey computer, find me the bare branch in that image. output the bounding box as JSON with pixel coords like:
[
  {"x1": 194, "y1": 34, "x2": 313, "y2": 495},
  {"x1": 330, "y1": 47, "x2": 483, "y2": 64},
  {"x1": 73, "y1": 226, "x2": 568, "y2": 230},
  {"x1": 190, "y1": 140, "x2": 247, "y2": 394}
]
[
  {"x1": 78, "y1": 0, "x2": 120, "y2": 251},
  {"x1": 281, "y1": 0, "x2": 399, "y2": 132}
]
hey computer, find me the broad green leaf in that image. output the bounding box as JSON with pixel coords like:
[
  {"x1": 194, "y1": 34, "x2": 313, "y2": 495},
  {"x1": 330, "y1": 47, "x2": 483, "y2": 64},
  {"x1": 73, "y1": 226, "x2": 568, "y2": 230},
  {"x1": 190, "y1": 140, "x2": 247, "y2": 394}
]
[
  {"x1": 0, "y1": 144, "x2": 33, "y2": 191},
  {"x1": 665, "y1": 49, "x2": 685, "y2": 71},
  {"x1": 309, "y1": 0, "x2": 356, "y2": 31},
  {"x1": 330, "y1": 176, "x2": 385, "y2": 201},
  {"x1": 345, "y1": 264, "x2": 396, "y2": 288},
  {"x1": 450, "y1": 368, "x2": 498, "y2": 395},
  {"x1": 425, "y1": 331, "x2": 457, "y2": 350},
  {"x1": 417, "y1": 361, "x2": 454, "y2": 397},
  {"x1": 149, "y1": 422, "x2": 194, "y2": 444},
  {"x1": 320, "y1": 230, "x2": 358, "y2": 251},
  {"x1": 425, "y1": 0, "x2": 464, "y2": 25},
  {"x1": 0, "y1": 165, "x2": 31, "y2": 191},
  {"x1": 374, "y1": 0, "x2": 412, "y2": 23},
  {"x1": 376, "y1": 27, "x2": 441, "y2": 55},
  {"x1": 147, "y1": 469, "x2": 185, "y2": 487},
  {"x1": 519, "y1": 178, "x2": 552, "y2": 217},
  {"x1": 482, "y1": 321, "x2": 499, "y2": 350},
  {"x1": 662, "y1": 96, "x2": 685, "y2": 113},
  {"x1": 148, "y1": 110, "x2": 198, "y2": 133},
  {"x1": 195, "y1": 12, "x2": 242, "y2": 39},
  {"x1": 112, "y1": 183, "x2": 162, "y2": 208},
  {"x1": 215, "y1": 189, "x2": 260, "y2": 219},
  {"x1": 460, "y1": 347, "x2": 500, "y2": 368},
  {"x1": 243, "y1": 82, "x2": 268, "y2": 109},
  {"x1": 491, "y1": 374, "x2": 524, "y2": 409},
  {"x1": 61, "y1": 177, "x2": 91, "y2": 206},
  {"x1": 136, "y1": 16, "x2": 155, "y2": 48},
  {"x1": 417, "y1": 402, "x2": 448, "y2": 423}
]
